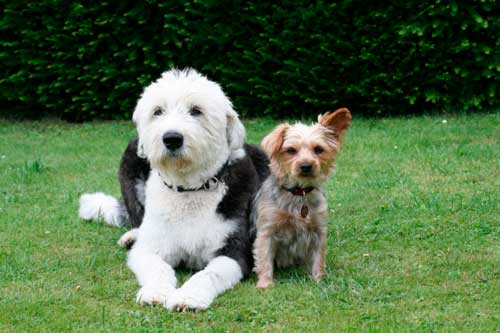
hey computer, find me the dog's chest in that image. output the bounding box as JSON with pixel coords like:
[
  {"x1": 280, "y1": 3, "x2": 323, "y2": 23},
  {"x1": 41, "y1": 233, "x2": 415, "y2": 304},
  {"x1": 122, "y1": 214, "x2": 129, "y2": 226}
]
[
  {"x1": 272, "y1": 213, "x2": 323, "y2": 267},
  {"x1": 140, "y1": 174, "x2": 236, "y2": 269},
  {"x1": 257, "y1": 183, "x2": 329, "y2": 267}
]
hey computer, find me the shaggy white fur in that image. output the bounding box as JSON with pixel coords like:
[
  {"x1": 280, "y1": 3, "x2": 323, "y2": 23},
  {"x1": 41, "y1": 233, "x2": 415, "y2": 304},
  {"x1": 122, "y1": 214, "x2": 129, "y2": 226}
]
[
  {"x1": 78, "y1": 192, "x2": 126, "y2": 227},
  {"x1": 133, "y1": 69, "x2": 245, "y2": 189},
  {"x1": 79, "y1": 69, "x2": 250, "y2": 311},
  {"x1": 126, "y1": 69, "x2": 247, "y2": 311},
  {"x1": 127, "y1": 168, "x2": 240, "y2": 308}
]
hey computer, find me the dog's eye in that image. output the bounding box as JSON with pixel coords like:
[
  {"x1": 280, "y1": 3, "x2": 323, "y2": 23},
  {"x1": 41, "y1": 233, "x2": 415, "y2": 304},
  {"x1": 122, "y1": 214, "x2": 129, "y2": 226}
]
[
  {"x1": 153, "y1": 107, "x2": 163, "y2": 116},
  {"x1": 314, "y1": 146, "x2": 324, "y2": 154},
  {"x1": 286, "y1": 147, "x2": 297, "y2": 155},
  {"x1": 189, "y1": 106, "x2": 202, "y2": 117}
]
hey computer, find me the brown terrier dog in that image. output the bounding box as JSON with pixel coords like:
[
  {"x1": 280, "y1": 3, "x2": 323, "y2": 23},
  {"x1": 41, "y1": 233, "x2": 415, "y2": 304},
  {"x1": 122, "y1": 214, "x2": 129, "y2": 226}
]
[{"x1": 251, "y1": 108, "x2": 351, "y2": 289}]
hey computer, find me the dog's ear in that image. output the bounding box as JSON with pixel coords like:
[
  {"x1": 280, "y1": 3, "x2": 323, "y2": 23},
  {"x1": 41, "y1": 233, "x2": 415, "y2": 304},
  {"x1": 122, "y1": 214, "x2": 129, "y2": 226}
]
[
  {"x1": 261, "y1": 124, "x2": 289, "y2": 158},
  {"x1": 318, "y1": 108, "x2": 352, "y2": 143},
  {"x1": 136, "y1": 139, "x2": 146, "y2": 159},
  {"x1": 226, "y1": 108, "x2": 246, "y2": 162},
  {"x1": 132, "y1": 106, "x2": 147, "y2": 159}
]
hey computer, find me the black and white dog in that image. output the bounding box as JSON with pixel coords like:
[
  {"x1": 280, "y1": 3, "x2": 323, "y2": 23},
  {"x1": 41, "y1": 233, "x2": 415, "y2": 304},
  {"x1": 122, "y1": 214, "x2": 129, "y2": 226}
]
[{"x1": 79, "y1": 69, "x2": 269, "y2": 311}]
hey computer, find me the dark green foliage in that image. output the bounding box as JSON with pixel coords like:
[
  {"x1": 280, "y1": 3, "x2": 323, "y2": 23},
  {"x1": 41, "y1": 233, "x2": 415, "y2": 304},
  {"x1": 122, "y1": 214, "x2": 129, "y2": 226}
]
[{"x1": 1, "y1": 1, "x2": 498, "y2": 120}]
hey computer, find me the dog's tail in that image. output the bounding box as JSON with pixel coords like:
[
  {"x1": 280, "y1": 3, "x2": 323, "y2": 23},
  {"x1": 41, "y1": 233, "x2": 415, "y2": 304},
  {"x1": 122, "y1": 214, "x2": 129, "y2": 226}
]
[{"x1": 78, "y1": 192, "x2": 128, "y2": 227}]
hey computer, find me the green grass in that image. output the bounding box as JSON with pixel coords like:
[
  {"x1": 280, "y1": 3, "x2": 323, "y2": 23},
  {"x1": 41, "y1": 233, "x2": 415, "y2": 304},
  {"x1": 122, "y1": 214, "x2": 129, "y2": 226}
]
[{"x1": 0, "y1": 114, "x2": 498, "y2": 332}]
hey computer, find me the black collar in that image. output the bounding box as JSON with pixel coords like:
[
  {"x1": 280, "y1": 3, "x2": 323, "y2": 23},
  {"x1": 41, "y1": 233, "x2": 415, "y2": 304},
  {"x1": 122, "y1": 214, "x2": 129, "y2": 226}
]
[
  {"x1": 284, "y1": 186, "x2": 315, "y2": 196},
  {"x1": 160, "y1": 160, "x2": 229, "y2": 192}
]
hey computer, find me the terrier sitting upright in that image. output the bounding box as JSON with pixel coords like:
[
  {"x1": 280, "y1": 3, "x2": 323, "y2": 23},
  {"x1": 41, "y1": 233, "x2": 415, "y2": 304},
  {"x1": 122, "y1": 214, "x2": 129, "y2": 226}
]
[{"x1": 252, "y1": 108, "x2": 351, "y2": 289}]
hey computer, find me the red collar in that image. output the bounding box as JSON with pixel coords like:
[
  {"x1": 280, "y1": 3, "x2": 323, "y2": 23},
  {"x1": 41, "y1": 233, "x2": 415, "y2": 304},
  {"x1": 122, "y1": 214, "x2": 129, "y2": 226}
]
[{"x1": 284, "y1": 186, "x2": 315, "y2": 196}]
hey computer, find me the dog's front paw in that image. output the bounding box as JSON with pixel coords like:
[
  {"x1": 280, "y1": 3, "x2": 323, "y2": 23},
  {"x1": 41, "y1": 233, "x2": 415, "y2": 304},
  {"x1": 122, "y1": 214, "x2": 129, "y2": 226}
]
[
  {"x1": 136, "y1": 285, "x2": 172, "y2": 306},
  {"x1": 256, "y1": 277, "x2": 274, "y2": 289},
  {"x1": 312, "y1": 271, "x2": 325, "y2": 282},
  {"x1": 311, "y1": 266, "x2": 326, "y2": 282},
  {"x1": 165, "y1": 287, "x2": 212, "y2": 312}
]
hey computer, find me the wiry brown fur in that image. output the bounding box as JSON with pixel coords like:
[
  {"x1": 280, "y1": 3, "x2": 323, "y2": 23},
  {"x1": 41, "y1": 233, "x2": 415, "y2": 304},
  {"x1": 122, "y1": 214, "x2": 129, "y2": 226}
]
[{"x1": 252, "y1": 108, "x2": 351, "y2": 289}]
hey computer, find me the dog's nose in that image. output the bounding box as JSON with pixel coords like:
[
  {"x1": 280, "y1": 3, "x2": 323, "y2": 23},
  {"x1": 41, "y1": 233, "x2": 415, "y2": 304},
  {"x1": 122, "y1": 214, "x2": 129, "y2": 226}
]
[
  {"x1": 300, "y1": 163, "x2": 313, "y2": 174},
  {"x1": 162, "y1": 131, "x2": 184, "y2": 151}
]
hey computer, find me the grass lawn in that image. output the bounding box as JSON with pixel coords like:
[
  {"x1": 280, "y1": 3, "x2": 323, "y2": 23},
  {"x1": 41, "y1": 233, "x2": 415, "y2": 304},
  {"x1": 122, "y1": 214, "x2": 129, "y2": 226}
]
[{"x1": 0, "y1": 113, "x2": 498, "y2": 332}]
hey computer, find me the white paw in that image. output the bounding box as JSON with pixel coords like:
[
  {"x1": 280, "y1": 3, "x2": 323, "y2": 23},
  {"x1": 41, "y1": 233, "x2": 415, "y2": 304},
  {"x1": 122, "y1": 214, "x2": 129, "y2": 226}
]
[
  {"x1": 165, "y1": 287, "x2": 212, "y2": 312},
  {"x1": 117, "y1": 228, "x2": 138, "y2": 248},
  {"x1": 136, "y1": 285, "x2": 172, "y2": 306}
]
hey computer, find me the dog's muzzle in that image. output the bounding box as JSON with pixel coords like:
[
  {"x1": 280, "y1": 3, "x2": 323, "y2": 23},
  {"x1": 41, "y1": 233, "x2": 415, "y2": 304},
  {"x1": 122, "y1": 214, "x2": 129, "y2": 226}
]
[
  {"x1": 299, "y1": 163, "x2": 313, "y2": 176},
  {"x1": 163, "y1": 131, "x2": 184, "y2": 151}
]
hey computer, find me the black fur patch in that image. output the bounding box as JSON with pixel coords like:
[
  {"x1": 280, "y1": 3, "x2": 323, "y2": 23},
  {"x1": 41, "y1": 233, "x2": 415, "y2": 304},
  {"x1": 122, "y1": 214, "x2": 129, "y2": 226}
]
[
  {"x1": 215, "y1": 144, "x2": 270, "y2": 277},
  {"x1": 118, "y1": 138, "x2": 150, "y2": 228}
]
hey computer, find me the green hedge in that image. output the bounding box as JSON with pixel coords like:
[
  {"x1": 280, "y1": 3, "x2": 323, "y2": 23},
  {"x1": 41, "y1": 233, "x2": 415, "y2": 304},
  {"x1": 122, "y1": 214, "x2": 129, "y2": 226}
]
[{"x1": 1, "y1": 1, "x2": 498, "y2": 121}]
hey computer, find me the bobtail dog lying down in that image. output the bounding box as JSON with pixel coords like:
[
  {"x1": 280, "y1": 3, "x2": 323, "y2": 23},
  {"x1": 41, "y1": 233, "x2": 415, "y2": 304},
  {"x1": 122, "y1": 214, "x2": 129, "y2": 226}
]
[{"x1": 80, "y1": 69, "x2": 270, "y2": 311}]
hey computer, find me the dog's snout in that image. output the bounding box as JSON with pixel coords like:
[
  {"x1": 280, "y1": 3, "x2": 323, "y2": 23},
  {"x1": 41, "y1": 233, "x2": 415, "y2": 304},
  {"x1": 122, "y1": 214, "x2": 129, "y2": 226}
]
[
  {"x1": 162, "y1": 131, "x2": 184, "y2": 151},
  {"x1": 300, "y1": 163, "x2": 313, "y2": 174}
]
